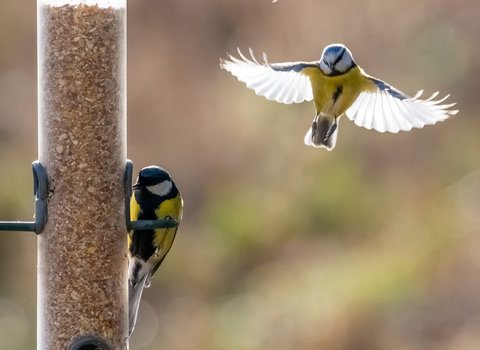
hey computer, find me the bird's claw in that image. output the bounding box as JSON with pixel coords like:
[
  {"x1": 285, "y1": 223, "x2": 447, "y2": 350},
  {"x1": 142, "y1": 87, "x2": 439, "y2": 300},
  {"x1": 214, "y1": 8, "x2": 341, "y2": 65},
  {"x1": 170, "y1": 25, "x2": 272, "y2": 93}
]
[
  {"x1": 311, "y1": 120, "x2": 317, "y2": 139},
  {"x1": 324, "y1": 122, "x2": 337, "y2": 141},
  {"x1": 164, "y1": 216, "x2": 173, "y2": 229}
]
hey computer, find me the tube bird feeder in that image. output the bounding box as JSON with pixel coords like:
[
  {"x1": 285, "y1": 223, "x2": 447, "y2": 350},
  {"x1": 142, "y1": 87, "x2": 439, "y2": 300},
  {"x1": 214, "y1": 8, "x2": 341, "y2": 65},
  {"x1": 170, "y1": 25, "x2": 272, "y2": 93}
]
[{"x1": 37, "y1": 0, "x2": 127, "y2": 349}]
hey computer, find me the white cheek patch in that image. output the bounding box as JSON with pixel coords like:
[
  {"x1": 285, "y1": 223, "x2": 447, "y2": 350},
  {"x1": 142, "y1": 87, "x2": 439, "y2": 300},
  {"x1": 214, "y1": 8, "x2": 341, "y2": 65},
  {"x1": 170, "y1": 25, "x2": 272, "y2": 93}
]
[
  {"x1": 146, "y1": 180, "x2": 172, "y2": 197},
  {"x1": 335, "y1": 56, "x2": 352, "y2": 72},
  {"x1": 320, "y1": 60, "x2": 331, "y2": 75}
]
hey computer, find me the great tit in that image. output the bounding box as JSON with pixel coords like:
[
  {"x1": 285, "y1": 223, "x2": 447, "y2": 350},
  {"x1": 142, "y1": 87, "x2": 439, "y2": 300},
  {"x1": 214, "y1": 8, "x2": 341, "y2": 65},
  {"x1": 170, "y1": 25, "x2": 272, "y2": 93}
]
[
  {"x1": 128, "y1": 166, "x2": 183, "y2": 336},
  {"x1": 220, "y1": 44, "x2": 457, "y2": 150}
]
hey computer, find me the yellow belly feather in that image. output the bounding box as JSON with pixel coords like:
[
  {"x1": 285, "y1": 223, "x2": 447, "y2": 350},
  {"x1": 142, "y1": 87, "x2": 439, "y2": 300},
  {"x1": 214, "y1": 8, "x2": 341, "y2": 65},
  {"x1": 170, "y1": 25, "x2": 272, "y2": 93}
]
[
  {"x1": 302, "y1": 66, "x2": 371, "y2": 118},
  {"x1": 128, "y1": 193, "x2": 183, "y2": 255},
  {"x1": 153, "y1": 194, "x2": 183, "y2": 249}
]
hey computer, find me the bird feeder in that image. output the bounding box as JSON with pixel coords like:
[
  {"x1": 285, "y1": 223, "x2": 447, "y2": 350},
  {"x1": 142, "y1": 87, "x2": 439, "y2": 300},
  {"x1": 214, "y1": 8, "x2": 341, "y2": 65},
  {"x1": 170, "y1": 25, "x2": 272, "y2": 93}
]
[{"x1": 37, "y1": 0, "x2": 128, "y2": 348}]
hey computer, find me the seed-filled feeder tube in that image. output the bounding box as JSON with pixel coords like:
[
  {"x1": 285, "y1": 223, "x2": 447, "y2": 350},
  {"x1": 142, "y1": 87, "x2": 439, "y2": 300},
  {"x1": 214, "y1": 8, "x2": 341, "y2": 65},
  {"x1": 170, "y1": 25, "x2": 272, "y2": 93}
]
[{"x1": 37, "y1": 0, "x2": 127, "y2": 349}]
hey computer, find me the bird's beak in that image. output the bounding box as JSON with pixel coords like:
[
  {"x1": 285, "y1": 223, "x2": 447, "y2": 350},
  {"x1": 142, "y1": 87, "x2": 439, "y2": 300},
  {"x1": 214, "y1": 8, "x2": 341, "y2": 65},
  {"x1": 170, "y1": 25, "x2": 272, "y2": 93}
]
[{"x1": 132, "y1": 182, "x2": 142, "y2": 190}]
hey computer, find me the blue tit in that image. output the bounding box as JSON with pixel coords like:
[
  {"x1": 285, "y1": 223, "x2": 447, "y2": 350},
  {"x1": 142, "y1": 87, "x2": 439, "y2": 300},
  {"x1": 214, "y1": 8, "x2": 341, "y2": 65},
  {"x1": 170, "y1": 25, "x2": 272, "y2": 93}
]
[
  {"x1": 220, "y1": 44, "x2": 458, "y2": 150},
  {"x1": 128, "y1": 166, "x2": 183, "y2": 336}
]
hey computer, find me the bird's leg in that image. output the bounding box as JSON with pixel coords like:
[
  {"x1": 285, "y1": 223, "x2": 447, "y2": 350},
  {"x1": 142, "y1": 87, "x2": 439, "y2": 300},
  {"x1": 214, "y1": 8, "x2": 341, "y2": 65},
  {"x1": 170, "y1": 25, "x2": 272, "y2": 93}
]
[
  {"x1": 163, "y1": 215, "x2": 173, "y2": 229},
  {"x1": 311, "y1": 120, "x2": 318, "y2": 139},
  {"x1": 324, "y1": 118, "x2": 337, "y2": 141}
]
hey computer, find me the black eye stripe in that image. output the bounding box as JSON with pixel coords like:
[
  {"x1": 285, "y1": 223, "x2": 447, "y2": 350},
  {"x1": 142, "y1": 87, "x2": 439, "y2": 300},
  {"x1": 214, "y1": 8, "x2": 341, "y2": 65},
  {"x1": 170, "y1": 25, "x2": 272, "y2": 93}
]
[{"x1": 333, "y1": 48, "x2": 346, "y2": 66}]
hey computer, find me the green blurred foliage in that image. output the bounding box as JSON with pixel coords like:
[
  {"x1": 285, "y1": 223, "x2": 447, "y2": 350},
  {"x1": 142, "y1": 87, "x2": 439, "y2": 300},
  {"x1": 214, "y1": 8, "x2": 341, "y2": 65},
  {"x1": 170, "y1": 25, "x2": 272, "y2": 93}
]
[{"x1": 0, "y1": 0, "x2": 480, "y2": 349}]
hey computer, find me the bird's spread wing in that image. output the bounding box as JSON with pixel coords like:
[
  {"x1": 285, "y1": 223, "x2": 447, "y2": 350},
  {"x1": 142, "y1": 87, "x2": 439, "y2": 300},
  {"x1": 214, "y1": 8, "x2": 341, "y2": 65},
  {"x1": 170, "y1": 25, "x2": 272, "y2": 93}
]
[
  {"x1": 346, "y1": 76, "x2": 458, "y2": 133},
  {"x1": 220, "y1": 48, "x2": 318, "y2": 104}
]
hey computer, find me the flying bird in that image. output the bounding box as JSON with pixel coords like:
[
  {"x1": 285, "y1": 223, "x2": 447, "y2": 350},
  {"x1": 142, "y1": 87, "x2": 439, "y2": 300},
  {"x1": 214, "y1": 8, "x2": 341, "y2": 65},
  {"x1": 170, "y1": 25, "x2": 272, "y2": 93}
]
[
  {"x1": 128, "y1": 166, "x2": 183, "y2": 336},
  {"x1": 220, "y1": 44, "x2": 458, "y2": 150}
]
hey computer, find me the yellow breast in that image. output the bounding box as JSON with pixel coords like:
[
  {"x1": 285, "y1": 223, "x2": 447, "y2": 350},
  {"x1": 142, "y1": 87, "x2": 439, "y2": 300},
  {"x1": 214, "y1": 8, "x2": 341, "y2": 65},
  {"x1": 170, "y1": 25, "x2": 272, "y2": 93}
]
[
  {"x1": 153, "y1": 194, "x2": 183, "y2": 251},
  {"x1": 154, "y1": 194, "x2": 183, "y2": 222},
  {"x1": 302, "y1": 66, "x2": 368, "y2": 118}
]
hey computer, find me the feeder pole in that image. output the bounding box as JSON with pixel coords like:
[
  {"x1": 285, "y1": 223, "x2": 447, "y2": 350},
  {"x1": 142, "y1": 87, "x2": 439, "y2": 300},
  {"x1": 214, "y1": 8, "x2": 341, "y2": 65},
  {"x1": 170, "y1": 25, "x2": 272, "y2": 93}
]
[{"x1": 37, "y1": 1, "x2": 127, "y2": 349}]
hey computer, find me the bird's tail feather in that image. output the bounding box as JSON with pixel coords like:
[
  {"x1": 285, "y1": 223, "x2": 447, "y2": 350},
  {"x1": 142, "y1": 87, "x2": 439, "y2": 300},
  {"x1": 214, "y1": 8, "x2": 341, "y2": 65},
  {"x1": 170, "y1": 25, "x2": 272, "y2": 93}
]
[
  {"x1": 304, "y1": 115, "x2": 338, "y2": 151},
  {"x1": 129, "y1": 273, "x2": 148, "y2": 336}
]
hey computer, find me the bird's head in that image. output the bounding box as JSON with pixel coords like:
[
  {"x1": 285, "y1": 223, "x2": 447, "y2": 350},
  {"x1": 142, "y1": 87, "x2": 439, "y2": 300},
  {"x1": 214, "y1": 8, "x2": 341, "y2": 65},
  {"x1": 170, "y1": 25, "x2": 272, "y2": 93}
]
[
  {"x1": 133, "y1": 166, "x2": 173, "y2": 197},
  {"x1": 319, "y1": 44, "x2": 356, "y2": 76}
]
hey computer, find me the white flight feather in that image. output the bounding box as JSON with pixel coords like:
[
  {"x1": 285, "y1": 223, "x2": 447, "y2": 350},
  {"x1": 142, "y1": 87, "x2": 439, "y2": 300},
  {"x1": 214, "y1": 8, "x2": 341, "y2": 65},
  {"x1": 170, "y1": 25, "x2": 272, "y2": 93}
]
[
  {"x1": 346, "y1": 83, "x2": 458, "y2": 133},
  {"x1": 221, "y1": 49, "x2": 314, "y2": 104}
]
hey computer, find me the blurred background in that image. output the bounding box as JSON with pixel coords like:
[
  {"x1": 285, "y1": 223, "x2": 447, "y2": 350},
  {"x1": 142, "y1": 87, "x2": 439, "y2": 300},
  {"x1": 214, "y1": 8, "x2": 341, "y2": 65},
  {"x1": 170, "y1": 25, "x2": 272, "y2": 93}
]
[{"x1": 0, "y1": 0, "x2": 480, "y2": 349}]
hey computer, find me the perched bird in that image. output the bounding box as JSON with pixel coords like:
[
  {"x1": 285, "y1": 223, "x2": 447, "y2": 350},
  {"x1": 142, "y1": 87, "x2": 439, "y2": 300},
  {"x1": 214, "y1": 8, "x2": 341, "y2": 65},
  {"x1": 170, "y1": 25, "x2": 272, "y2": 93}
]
[
  {"x1": 128, "y1": 166, "x2": 183, "y2": 336},
  {"x1": 220, "y1": 44, "x2": 458, "y2": 150}
]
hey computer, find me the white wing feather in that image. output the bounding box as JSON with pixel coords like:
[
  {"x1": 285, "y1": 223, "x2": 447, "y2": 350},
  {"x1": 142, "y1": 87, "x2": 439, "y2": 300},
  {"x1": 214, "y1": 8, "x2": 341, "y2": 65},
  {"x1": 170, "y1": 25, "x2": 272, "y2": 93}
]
[
  {"x1": 220, "y1": 48, "x2": 315, "y2": 104},
  {"x1": 346, "y1": 77, "x2": 458, "y2": 133}
]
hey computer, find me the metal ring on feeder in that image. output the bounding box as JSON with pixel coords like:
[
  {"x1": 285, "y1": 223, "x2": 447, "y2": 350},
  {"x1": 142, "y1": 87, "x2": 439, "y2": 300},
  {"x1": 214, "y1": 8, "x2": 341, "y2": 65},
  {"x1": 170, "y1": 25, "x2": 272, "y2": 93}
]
[
  {"x1": 32, "y1": 161, "x2": 48, "y2": 234},
  {"x1": 68, "y1": 335, "x2": 112, "y2": 350}
]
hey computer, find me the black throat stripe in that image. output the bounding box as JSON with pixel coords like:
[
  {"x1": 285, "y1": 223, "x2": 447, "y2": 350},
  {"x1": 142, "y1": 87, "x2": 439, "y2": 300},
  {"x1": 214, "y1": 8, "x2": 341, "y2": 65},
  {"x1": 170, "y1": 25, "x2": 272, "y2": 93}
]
[{"x1": 332, "y1": 85, "x2": 343, "y2": 104}]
